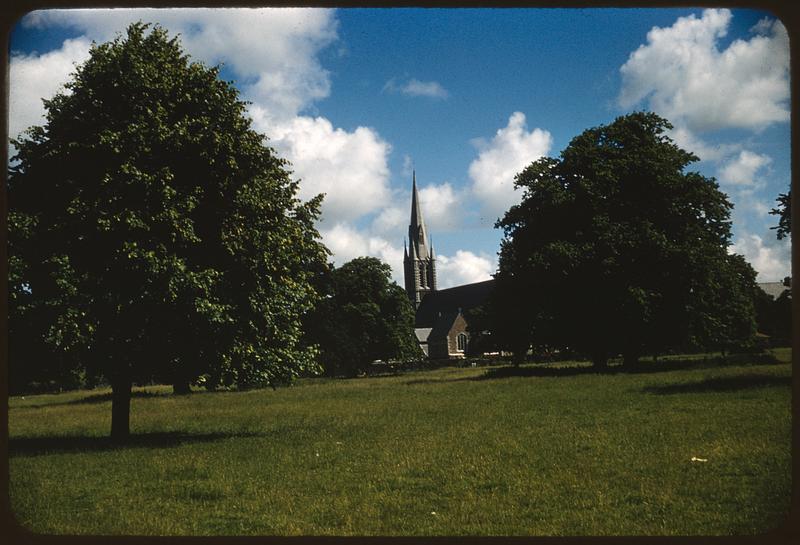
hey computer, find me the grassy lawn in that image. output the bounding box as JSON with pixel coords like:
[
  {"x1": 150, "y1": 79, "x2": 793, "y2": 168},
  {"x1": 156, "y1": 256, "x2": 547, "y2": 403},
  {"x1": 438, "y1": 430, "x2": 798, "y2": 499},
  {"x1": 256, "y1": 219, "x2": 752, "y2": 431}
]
[{"x1": 8, "y1": 348, "x2": 792, "y2": 536}]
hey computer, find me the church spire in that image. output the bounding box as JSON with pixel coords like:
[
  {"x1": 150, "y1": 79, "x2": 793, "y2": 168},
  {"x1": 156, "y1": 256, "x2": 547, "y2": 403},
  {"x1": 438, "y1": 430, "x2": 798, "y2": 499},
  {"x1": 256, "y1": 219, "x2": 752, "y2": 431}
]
[
  {"x1": 410, "y1": 170, "x2": 423, "y2": 230},
  {"x1": 404, "y1": 171, "x2": 437, "y2": 308},
  {"x1": 409, "y1": 170, "x2": 429, "y2": 258}
]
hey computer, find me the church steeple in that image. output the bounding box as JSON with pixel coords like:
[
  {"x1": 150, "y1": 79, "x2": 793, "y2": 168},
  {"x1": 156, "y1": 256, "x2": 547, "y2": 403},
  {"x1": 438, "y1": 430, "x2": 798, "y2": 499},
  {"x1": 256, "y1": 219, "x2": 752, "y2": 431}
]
[
  {"x1": 404, "y1": 171, "x2": 437, "y2": 308},
  {"x1": 409, "y1": 170, "x2": 430, "y2": 260}
]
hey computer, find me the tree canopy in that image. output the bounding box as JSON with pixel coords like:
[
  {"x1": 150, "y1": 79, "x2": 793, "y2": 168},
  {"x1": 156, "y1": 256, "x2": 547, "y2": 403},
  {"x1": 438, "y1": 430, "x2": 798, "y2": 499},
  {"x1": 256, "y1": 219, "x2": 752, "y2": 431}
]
[
  {"x1": 492, "y1": 112, "x2": 758, "y2": 367},
  {"x1": 306, "y1": 257, "x2": 420, "y2": 377},
  {"x1": 8, "y1": 23, "x2": 329, "y2": 437}
]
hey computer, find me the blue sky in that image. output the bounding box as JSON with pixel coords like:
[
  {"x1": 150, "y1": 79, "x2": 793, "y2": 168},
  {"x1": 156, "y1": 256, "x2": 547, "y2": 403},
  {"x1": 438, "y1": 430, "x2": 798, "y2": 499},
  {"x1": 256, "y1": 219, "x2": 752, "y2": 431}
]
[{"x1": 9, "y1": 8, "x2": 791, "y2": 286}]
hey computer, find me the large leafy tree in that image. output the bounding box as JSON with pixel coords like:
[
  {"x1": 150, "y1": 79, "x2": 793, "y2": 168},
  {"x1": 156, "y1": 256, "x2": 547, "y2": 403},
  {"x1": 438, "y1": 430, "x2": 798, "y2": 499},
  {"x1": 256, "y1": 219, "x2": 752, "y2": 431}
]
[
  {"x1": 8, "y1": 24, "x2": 328, "y2": 438},
  {"x1": 306, "y1": 257, "x2": 420, "y2": 377},
  {"x1": 493, "y1": 112, "x2": 757, "y2": 368}
]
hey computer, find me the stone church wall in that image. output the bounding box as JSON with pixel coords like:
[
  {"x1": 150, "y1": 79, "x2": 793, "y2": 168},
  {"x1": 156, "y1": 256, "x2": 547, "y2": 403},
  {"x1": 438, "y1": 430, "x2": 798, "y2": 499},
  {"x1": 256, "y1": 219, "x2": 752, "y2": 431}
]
[{"x1": 445, "y1": 313, "x2": 468, "y2": 357}]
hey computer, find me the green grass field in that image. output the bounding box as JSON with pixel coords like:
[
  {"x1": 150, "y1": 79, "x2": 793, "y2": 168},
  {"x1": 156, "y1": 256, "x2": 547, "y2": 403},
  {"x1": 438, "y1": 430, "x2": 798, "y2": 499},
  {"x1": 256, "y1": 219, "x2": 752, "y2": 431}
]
[{"x1": 8, "y1": 349, "x2": 792, "y2": 536}]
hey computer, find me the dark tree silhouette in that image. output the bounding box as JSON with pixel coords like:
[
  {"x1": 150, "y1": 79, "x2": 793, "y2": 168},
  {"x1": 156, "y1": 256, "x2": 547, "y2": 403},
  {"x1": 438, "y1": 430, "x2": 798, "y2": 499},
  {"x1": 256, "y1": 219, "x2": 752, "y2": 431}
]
[{"x1": 493, "y1": 112, "x2": 757, "y2": 368}]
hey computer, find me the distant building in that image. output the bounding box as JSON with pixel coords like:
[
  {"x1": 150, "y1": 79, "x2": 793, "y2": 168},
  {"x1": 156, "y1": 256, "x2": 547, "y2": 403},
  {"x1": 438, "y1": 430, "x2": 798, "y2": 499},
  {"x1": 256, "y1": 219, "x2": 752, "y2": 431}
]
[
  {"x1": 403, "y1": 173, "x2": 493, "y2": 358},
  {"x1": 758, "y1": 278, "x2": 791, "y2": 299}
]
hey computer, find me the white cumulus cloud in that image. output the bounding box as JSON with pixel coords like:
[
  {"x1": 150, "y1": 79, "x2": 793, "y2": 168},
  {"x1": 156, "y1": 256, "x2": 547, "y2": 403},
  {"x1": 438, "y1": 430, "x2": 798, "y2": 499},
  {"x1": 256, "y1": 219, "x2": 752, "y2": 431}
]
[
  {"x1": 373, "y1": 179, "x2": 465, "y2": 238},
  {"x1": 718, "y1": 150, "x2": 771, "y2": 188},
  {"x1": 619, "y1": 9, "x2": 789, "y2": 132},
  {"x1": 371, "y1": 204, "x2": 407, "y2": 238},
  {"x1": 729, "y1": 233, "x2": 791, "y2": 282},
  {"x1": 667, "y1": 124, "x2": 740, "y2": 162},
  {"x1": 261, "y1": 114, "x2": 392, "y2": 224},
  {"x1": 418, "y1": 182, "x2": 462, "y2": 231},
  {"x1": 19, "y1": 8, "x2": 338, "y2": 124},
  {"x1": 468, "y1": 111, "x2": 552, "y2": 224},
  {"x1": 9, "y1": 37, "x2": 93, "y2": 140},
  {"x1": 436, "y1": 250, "x2": 496, "y2": 289},
  {"x1": 320, "y1": 222, "x2": 404, "y2": 284}
]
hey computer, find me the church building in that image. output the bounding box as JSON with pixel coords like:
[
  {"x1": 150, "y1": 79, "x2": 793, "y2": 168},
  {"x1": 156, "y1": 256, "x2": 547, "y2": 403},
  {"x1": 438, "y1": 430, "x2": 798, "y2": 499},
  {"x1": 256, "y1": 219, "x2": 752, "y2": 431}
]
[
  {"x1": 403, "y1": 172, "x2": 494, "y2": 359},
  {"x1": 403, "y1": 172, "x2": 788, "y2": 359}
]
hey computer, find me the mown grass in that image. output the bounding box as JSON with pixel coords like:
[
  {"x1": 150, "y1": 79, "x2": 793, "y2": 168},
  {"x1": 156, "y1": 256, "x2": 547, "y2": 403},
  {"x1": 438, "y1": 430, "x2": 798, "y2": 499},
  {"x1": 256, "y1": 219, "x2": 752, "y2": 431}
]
[{"x1": 8, "y1": 348, "x2": 792, "y2": 536}]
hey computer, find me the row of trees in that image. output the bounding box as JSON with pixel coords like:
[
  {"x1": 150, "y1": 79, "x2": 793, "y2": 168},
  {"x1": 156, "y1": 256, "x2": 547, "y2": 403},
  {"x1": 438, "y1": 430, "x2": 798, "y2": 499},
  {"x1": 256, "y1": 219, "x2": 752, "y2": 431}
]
[
  {"x1": 8, "y1": 24, "x2": 788, "y2": 438},
  {"x1": 8, "y1": 25, "x2": 418, "y2": 438},
  {"x1": 479, "y1": 112, "x2": 785, "y2": 368}
]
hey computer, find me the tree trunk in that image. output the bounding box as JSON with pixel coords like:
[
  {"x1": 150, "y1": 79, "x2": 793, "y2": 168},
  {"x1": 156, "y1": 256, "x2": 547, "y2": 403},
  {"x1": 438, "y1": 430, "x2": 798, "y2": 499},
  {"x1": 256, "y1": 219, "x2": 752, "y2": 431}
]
[
  {"x1": 511, "y1": 338, "x2": 528, "y2": 367},
  {"x1": 111, "y1": 370, "x2": 132, "y2": 441},
  {"x1": 592, "y1": 350, "x2": 608, "y2": 370},
  {"x1": 172, "y1": 380, "x2": 191, "y2": 395},
  {"x1": 623, "y1": 350, "x2": 640, "y2": 368}
]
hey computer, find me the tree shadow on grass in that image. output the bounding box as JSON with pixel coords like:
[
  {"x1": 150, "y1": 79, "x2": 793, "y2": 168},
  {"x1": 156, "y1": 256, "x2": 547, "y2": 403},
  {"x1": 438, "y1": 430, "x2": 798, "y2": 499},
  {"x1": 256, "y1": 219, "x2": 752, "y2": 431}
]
[
  {"x1": 402, "y1": 353, "x2": 784, "y2": 385},
  {"x1": 9, "y1": 430, "x2": 267, "y2": 457},
  {"x1": 471, "y1": 353, "x2": 782, "y2": 381},
  {"x1": 401, "y1": 366, "x2": 595, "y2": 385},
  {"x1": 21, "y1": 389, "x2": 169, "y2": 409},
  {"x1": 642, "y1": 373, "x2": 791, "y2": 395},
  {"x1": 625, "y1": 352, "x2": 781, "y2": 373},
  {"x1": 22, "y1": 387, "x2": 247, "y2": 409},
  {"x1": 70, "y1": 390, "x2": 166, "y2": 405},
  {"x1": 403, "y1": 377, "x2": 467, "y2": 385},
  {"x1": 475, "y1": 364, "x2": 600, "y2": 380}
]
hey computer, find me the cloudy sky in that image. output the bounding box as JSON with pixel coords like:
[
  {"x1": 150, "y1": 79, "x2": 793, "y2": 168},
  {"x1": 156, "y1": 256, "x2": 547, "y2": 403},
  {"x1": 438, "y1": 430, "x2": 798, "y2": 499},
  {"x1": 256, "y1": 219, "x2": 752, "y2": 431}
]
[{"x1": 9, "y1": 8, "x2": 791, "y2": 286}]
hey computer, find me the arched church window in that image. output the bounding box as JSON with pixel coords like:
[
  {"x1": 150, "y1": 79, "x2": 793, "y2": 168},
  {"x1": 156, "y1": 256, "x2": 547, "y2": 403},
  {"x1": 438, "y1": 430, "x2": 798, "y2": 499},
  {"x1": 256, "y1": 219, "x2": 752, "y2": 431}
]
[
  {"x1": 457, "y1": 333, "x2": 468, "y2": 352},
  {"x1": 420, "y1": 265, "x2": 426, "y2": 287}
]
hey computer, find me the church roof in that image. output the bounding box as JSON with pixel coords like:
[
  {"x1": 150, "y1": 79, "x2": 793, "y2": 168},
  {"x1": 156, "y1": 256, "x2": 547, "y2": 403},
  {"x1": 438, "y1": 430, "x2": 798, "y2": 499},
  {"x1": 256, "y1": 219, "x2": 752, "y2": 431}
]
[
  {"x1": 428, "y1": 311, "x2": 460, "y2": 340},
  {"x1": 414, "y1": 328, "x2": 432, "y2": 343},
  {"x1": 758, "y1": 282, "x2": 790, "y2": 299},
  {"x1": 415, "y1": 279, "x2": 495, "y2": 328}
]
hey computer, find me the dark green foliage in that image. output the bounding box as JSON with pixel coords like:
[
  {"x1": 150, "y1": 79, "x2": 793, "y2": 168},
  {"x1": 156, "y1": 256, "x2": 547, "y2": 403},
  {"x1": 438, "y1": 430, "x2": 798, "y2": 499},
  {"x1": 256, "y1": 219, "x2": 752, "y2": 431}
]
[
  {"x1": 8, "y1": 24, "x2": 328, "y2": 436},
  {"x1": 463, "y1": 303, "x2": 498, "y2": 357},
  {"x1": 754, "y1": 281, "x2": 792, "y2": 347},
  {"x1": 764, "y1": 190, "x2": 791, "y2": 345},
  {"x1": 466, "y1": 283, "x2": 535, "y2": 364},
  {"x1": 493, "y1": 112, "x2": 758, "y2": 367},
  {"x1": 307, "y1": 257, "x2": 420, "y2": 377},
  {"x1": 770, "y1": 190, "x2": 791, "y2": 240}
]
